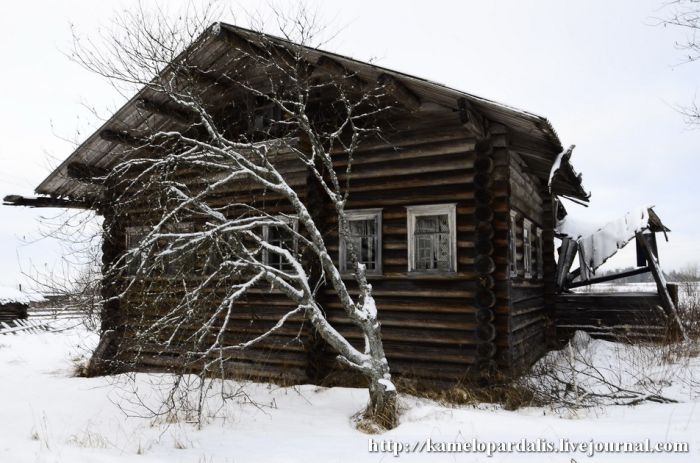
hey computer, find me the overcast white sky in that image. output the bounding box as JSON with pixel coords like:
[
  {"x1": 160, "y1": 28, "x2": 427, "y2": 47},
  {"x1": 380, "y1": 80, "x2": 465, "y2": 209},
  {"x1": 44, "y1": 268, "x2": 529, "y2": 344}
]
[{"x1": 1, "y1": 0, "x2": 698, "y2": 288}]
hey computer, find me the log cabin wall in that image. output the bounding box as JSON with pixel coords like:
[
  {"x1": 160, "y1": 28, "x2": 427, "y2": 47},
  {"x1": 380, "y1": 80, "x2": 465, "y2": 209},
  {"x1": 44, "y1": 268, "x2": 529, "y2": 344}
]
[
  {"x1": 106, "y1": 102, "x2": 506, "y2": 388},
  {"x1": 506, "y1": 150, "x2": 549, "y2": 372},
  {"x1": 111, "y1": 151, "x2": 312, "y2": 384},
  {"x1": 314, "y1": 106, "x2": 499, "y2": 387}
]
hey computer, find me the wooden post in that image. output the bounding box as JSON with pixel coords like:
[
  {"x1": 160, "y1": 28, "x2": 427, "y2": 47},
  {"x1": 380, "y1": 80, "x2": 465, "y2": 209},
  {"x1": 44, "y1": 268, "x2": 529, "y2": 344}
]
[
  {"x1": 635, "y1": 232, "x2": 685, "y2": 339},
  {"x1": 667, "y1": 283, "x2": 679, "y2": 308},
  {"x1": 555, "y1": 238, "x2": 577, "y2": 291}
]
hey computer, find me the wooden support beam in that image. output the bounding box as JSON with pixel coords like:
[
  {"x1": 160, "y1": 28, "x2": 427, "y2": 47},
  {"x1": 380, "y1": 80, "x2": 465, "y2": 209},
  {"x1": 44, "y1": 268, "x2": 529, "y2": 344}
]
[
  {"x1": 135, "y1": 98, "x2": 198, "y2": 125},
  {"x1": 314, "y1": 56, "x2": 366, "y2": 90},
  {"x1": 99, "y1": 129, "x2": 149, "y2": 147},
  {"x1": 216, "y1": 26, "x2": 300, "y2": 73},
  {"x1": 215, "y1": 26, "x2": 266, "y2": 59},
  {"x1": 555, "y1": 237, "x2": 578, "y2": 291},
  {"x1": 176, "y1": 67, "x2": 238, "y2": 91},
  {"x1": 3, "y1": 194, "x2": 93, "y2": 210},
  {"x1": 636, "y1": 231, "x2": 685, "y2": 339},
  {"x1": 66, "y1": 162, "x2": 109, "y2": 182},
  {"x1": 377, "y1": 73, "x2": 421, "y2": 112},
  {"x1": 568, "y1": 266, "x2": 651, "y2": 289},
  {"x1": 458, "y1": 98, "x2": 487, "y2": 139}
]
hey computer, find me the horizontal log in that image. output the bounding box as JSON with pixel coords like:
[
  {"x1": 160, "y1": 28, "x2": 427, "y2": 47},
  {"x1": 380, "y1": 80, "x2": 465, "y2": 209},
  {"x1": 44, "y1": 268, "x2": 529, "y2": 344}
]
[{"x1": 3, "y1": 194, "x2": 93, "y2": 210}]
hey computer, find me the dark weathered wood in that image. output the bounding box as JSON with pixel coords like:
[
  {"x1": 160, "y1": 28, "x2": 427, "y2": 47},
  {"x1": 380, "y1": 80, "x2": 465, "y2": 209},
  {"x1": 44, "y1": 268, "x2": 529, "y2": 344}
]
[
  {"x1": 458, "y1": 98, "x2": 487, "y2": 139},
  {"x1": 315, "y1": 56, "x2": 366, "y2": 90},
  {"x1": 555, "y1": 292, "x2": 670, "y2": 342},
  {"x1": 667, "y1": 283, "x2": 679, "y2": 307},
  {"x1": 555, "y1": 238, "x2": 577, "y2": 290},
  {"x1": 635, "y1": 232, "x2": 658, "y2": 267},
  {"x1": 636, "y1": 231, "x2": 684, "y2": 338},
  {"x1": 99, "y1": 129, "x2": 148, "y2": 147},
  {"x1": 136, "y1": 97, "x2": 198, "y2": 125},
  {"x1": 3, "y1": 194, "x2": 93, "y2": 209},
  {"x1": 377, "y1": 73, "x2": 421, "y2": 112},
  {"x1": 66, "y1": 162, "x2": 109, "y2": 182}
]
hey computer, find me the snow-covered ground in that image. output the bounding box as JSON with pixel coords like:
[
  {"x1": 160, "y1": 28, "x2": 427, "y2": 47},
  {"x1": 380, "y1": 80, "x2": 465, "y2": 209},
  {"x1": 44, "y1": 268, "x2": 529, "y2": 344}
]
[{"x1": 0, "y1": 319, "x2": 698, "y2": 462}]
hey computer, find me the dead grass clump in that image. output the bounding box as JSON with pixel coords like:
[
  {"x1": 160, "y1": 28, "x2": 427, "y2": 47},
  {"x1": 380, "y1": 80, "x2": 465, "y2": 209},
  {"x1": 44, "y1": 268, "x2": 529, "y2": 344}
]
[{"x1": 394, "y1": 373, "x2": 537, "y2": 411}]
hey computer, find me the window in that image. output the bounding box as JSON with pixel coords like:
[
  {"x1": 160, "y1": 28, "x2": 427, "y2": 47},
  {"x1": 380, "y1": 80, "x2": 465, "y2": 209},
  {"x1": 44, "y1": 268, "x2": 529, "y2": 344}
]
[
  {"x1": 124, "y1": 222, "x2": 195, "y2": 276},
  {"x1": 523, "y1": 218, "x2": 533, "y2": 279},
  {"x1": 536, "y1": 227, "x2": 544, "y2": 279},
  {"x1": 509, "y1": 211, "x2": 518, "y2": 277},
  {"x1": 249, "y1": 95, "x2": 282, "y2": 135},
  {"x1": 262, "y1": 217, "x2": 298, "y2": 271},
  {"x1": 340, "y1": 209, "x2": 382, "y2": 275},
  {"x1": 125, "y1": 226, "x2": 150, "y2": 274},
  {"x1": 406, "y1": 204, "x2": 457, "y2": 272}
]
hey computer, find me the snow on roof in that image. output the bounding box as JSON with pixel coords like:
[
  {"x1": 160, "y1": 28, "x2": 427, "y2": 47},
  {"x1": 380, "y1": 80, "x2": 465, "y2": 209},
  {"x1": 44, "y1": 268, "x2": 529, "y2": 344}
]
[
  {"x1": 548, "y1": 145, "x2": 573, "y2": 187},
  {"x1": 0, "y1": 286, "x2": 45, "y2": 305},
  {"x1": 556, "y1": 206, "x2": 654, "y2": 275}
]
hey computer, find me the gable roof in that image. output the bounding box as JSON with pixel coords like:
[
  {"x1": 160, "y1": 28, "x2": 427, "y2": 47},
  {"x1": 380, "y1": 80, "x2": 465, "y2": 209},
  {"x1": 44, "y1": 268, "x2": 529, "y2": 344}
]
[{"x1": 34, "y1": 22, "x2": 587, "y2": 202}]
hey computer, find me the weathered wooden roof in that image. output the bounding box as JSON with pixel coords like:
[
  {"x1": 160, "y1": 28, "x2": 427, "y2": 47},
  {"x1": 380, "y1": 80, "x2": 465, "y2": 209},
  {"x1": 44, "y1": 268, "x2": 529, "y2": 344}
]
[{"x1": 34, "y1": 22, "x2": 586, "y2": 201}]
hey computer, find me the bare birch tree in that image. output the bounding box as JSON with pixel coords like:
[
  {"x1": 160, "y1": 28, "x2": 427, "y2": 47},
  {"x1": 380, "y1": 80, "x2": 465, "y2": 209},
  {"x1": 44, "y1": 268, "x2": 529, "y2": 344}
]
[
  {"x1": 663, "y1": 0, "x2": 700, "y2": 125},
  {"x1": 73, "y1": 5, "x2": 398, "y2": 428}
]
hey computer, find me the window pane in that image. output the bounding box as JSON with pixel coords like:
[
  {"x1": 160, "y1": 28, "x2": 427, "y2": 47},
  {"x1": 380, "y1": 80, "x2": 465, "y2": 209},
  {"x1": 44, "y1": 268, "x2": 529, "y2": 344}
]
[
  {"x1": 344, "y1": 216, "x2": 379, "y2": 272},
  {"x1": 414, "y1": 214, "x2": 450, "y2": 270},
  {"x1": 266, "y1": 221, "x2": 296, "y2": 271}
]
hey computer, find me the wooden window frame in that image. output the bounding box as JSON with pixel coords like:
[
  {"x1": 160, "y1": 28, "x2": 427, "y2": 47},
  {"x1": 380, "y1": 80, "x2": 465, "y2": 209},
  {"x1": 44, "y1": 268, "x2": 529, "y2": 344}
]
[
  {"x1": 262, "y1": 216, "x2": 299, "y2": 271},
  {"x1": 125, "y1": 225, "x2": 150, "y2": 275},
  {"x1": 509, "y1": 210, "x2": 518, "y2": 278},
  {"x1": 340, "y1": 208, "x2": 383, "y2": 276},
  {"x1": 523, "y1": 218, "x2": 533, "y2": 279},
  {"x1": 536, "y1": 227, "x2": 544, "y2": 280},
  {"x1": 406, "y1": 203, "x2": 457, "y2": 273},
  {"x1": 125, "y1": 222, "x2": 195, "y2": 276}
]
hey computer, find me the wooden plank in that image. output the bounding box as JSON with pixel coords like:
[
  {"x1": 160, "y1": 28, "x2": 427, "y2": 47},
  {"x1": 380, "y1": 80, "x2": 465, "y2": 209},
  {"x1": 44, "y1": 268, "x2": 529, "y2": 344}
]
[{"x1": 568, "y1": 267, "x2": 651, "y2": 289}]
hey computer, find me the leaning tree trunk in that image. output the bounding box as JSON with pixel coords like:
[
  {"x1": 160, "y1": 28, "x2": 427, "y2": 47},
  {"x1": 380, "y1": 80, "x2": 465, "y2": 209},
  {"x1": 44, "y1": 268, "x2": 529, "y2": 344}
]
[
  {"x1": 367, "y1": 369, "x2": 398, "y2": 429},
  {"x1": 359, "y1": 298, "x2": 398, "y2": 429}
]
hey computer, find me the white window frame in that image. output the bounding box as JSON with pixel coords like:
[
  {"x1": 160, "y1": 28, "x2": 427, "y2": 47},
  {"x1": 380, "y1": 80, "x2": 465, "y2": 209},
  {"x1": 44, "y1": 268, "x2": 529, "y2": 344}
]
[
  {"x1": 340, "y1": 208, "x2": 383, "y2": 276},
  {"x1": 262, "y1": 216, "x2": 299, "y2": 271},
  {"x1": 536, "y1": 227, "x2": 544, "y2": 280},
  {"x1": 406, "y1": 203, "x2": 457, "y2": 273},
  {"x1": 509, "y1": 210, "x2": 518, "y2": 278},
  {"x1": 523, "y1": 218, "x2": 533, "y2": 279}
]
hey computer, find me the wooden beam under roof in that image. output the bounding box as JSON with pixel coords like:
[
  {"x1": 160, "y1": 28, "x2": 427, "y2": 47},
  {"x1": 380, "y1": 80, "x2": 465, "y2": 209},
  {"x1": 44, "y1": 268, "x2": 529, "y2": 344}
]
[
  {"x1": 216, "y1": 25, "x2": 300, "y2": 72},
  {"x1": 457, "y1": 98, "x2": 487, "y2": 139},
  {"x1": 66, "y1": 162, "x2": 109, "y2": 183},
  {"x1": 377, "y1": 73, "x2": 421, "y2": 112},
  {"x1": 175, "y1": 67, "x2": 240, "y2": 91},
  {"x1": 135, "y1": 98, "x2": 199, "y2": 125},
  {"x1": 314, "y1": 56, "x2": 367, "y2": 90},
  {"x1": 99, "y1": 129, "x2": 150, "y2": 147},
  {"x1": 3, "y1": 194, "x2": 93, "y2": 209},
  {"x1": 215, "y1": 26, "x2": 267, "y2": 59}
]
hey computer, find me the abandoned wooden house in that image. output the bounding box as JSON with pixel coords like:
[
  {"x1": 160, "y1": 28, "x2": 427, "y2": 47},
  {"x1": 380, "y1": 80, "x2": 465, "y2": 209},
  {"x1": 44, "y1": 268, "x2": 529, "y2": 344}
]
[{"x1": 4, "y1": 23, "x2": 681, "y2": 388}]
